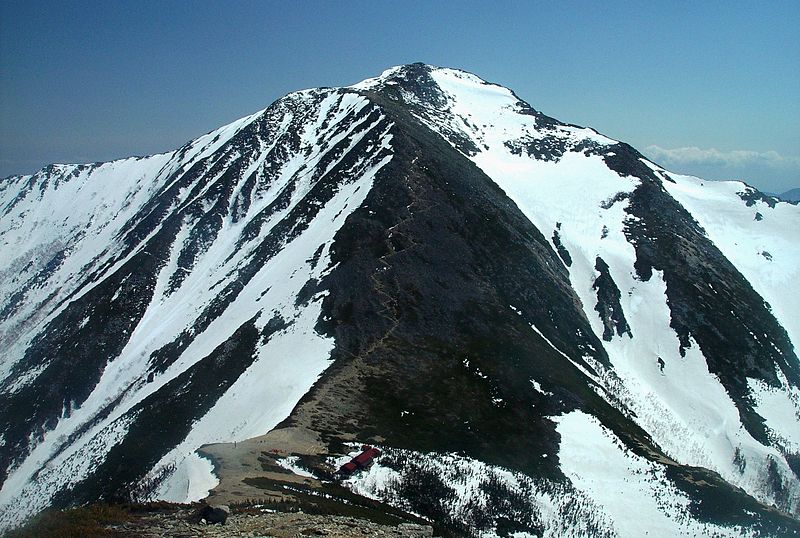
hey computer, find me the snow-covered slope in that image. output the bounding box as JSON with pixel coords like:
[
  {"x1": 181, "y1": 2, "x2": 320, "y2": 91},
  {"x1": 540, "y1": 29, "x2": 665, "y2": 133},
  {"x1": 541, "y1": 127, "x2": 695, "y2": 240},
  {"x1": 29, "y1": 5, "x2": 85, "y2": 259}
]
[
  {"x1": 0, "y1": 89, "x2": 393, "y2": 526},
  {"x1": 661, "y1": 174, "x2": 800, "y2": 349},
  {"x1": 1, "y1": 63, "x2": 798, "y2": 536},
  {"x1": 354, "y1": 64, "x2": 800, "y2": 532}
]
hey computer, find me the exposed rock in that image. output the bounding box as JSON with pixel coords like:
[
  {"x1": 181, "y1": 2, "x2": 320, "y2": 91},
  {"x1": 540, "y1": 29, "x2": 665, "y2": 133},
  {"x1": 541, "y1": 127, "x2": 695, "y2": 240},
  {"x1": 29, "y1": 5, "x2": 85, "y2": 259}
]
[
  {"x1": 592, "y1": 256, "x2": 631, "y2": 341},
  {"x1": 109, "y1": 505, "x2": 437, "y2": 537},
  {"x1": 197, "y1": 503, "x2": 230, "y2": 525}
]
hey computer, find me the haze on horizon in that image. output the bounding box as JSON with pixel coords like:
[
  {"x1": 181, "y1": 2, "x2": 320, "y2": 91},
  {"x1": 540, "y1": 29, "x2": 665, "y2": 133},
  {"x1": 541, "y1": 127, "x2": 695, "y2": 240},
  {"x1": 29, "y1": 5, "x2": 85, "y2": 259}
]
[{"x1": 1, "y1": 0, "x2": 798, "y2": 194}]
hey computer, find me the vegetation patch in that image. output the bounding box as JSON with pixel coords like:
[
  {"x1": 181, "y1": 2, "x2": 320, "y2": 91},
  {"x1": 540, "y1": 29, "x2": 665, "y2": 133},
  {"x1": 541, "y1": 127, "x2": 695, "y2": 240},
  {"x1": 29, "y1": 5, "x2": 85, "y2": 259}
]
[{"x1": 5, "y1": 504, "x2": 130, "y2": 538}]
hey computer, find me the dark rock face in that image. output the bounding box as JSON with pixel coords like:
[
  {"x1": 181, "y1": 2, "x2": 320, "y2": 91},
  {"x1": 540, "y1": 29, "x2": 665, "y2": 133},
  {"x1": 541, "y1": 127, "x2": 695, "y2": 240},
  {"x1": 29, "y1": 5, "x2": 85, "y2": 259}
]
[
  {"x1": 307, "y1": 95, "x2": 614, "y2": 481},
  {"x1": 506, "y1": 135, "x2": 602, "y2": 163},
  {"x1": 738, "y1": 187, "x2": 778, "y2": 208},
  {"x1": 592, "y1": 257, "x2": 631, "y2": 341},
  {"x1": 552, "y1": 226, "x2": 573, "y2": 267}
]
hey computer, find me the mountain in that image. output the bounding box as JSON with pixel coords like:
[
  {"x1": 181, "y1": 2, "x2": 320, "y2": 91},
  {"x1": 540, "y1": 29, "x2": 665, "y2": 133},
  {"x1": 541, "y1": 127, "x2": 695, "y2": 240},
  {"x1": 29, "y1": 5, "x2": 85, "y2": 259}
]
[
  {"x1": 1, "y1": 63, "x2": 799, "y2": 537},
  {"x1": 779, "y1": 187, "x2": 800, "y2": 203}
]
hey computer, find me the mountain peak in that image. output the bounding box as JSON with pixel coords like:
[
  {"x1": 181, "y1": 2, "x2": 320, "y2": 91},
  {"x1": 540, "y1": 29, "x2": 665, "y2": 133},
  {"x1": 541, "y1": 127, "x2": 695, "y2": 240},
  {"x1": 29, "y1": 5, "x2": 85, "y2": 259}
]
[
  {"x1": 1, "y1": 64, "x2": 799, "y2": 536},
  {"x1": 349, "y1": 62, "x2": 437, "y2": 89}
]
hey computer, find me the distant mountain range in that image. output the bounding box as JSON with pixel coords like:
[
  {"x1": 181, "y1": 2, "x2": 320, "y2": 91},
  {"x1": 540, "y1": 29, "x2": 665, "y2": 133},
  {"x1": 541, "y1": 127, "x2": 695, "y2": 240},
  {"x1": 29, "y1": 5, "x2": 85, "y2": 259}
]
[
  {"x1": 1, "y1": 63, "x2": 798, "y2": 537},
  {"x1": 778, "y1": 187, "x2": 800, "y2": 202}
]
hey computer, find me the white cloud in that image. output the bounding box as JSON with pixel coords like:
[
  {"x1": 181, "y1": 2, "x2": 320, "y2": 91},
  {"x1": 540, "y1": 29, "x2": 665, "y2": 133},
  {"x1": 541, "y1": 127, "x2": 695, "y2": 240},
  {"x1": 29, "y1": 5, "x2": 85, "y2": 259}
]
[{"x1": 644, "y1": 145, "x2": 800, "y2": 169}]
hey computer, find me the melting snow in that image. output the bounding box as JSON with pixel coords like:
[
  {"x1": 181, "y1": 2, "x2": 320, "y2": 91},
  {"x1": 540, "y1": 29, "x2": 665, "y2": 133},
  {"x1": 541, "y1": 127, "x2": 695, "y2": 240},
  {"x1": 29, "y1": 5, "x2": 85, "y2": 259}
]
[{"x1": 555, "y1": 410, "x2": 752, "y2": 537}]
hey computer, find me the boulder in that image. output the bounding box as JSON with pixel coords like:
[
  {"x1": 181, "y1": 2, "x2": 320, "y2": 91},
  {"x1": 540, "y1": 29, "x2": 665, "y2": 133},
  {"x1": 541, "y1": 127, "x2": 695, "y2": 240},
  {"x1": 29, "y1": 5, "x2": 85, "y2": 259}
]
[{"x1": 197, "y1": 503, "x2": 230, "y2": 525}]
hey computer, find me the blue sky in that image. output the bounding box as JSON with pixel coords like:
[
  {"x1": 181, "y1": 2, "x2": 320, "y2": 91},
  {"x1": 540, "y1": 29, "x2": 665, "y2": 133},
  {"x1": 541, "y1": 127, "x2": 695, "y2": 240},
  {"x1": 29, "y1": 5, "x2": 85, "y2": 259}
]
[{"x1": 1, "y1": 1, "x2": 798, "y2": 192}]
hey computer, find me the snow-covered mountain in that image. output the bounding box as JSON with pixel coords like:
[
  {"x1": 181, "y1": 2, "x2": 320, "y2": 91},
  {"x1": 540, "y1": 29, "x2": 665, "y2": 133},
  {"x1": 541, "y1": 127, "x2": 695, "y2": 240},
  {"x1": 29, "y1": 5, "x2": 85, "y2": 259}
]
[{"x1": 1, "y1": 63, "x2": 798, "y2": 536}]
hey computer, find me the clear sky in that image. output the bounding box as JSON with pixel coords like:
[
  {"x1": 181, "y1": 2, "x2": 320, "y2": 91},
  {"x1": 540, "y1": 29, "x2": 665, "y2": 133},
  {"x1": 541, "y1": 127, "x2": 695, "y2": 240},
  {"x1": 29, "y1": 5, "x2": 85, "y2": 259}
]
[{"x1": 1, "y1": 1, "x2": 798, "y2": 193}]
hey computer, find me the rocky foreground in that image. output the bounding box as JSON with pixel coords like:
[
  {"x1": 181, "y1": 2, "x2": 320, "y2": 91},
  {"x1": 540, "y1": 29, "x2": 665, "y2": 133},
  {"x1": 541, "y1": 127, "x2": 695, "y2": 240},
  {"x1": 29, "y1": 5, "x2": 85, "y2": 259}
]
[
  {"x1": 6, "y1": 502, "x2": 438, "y2": 538},
  {"x1": 110, "y1": 508, "x2": 436, "y2": 537}
]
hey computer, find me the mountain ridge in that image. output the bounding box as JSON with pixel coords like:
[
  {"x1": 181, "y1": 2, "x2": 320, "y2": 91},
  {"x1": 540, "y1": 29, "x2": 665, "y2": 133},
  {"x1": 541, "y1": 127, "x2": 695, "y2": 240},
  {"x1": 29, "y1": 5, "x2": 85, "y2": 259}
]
[
  {"x1": 779, "y1": 187, "x2": 800, "y2": 202},
  {"x1": 1, "y1": 63, "x2": 798, "y2": 536}
]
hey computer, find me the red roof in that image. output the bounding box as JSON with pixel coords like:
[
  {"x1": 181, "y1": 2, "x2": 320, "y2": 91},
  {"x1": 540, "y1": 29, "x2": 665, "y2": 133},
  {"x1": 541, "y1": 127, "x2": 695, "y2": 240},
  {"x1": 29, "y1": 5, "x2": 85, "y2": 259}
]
[
  {"x1": 340, "y1": 462, "x2": 358, "y2": 473},
  {"x1": 352, "y1": 447, "x2": 381, "y2": 466},
  {"x1": 338, "y1": 446, "x2": 382, "y2": 476}
]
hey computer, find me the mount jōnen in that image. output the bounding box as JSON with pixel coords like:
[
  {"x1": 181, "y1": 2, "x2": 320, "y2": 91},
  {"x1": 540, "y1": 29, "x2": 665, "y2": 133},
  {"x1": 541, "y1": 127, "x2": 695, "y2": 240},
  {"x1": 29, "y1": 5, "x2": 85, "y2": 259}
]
[{"x1": 1, "y1": 63, "x2": 799, "y2": 537}]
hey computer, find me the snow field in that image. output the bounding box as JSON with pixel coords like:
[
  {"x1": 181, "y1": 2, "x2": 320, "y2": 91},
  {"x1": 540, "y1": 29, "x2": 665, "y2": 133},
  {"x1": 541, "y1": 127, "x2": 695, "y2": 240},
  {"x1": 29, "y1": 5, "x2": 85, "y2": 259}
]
[{"x1": 748, "y1": 369, "x2": 800, "y2": 453}]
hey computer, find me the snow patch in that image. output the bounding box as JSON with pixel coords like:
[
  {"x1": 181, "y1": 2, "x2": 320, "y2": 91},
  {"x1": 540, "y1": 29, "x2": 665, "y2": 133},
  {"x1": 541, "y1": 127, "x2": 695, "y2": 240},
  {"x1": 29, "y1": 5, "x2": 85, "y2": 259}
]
[
  {"x1": 275, "y1": 456, "x2": 316, "y2": 479},
  {"x1": 749, "y1": 370, "x2": 800, "y2": 453},
  {"x1": 155, "y1": 452, "x2": 219, "y2": 503}
]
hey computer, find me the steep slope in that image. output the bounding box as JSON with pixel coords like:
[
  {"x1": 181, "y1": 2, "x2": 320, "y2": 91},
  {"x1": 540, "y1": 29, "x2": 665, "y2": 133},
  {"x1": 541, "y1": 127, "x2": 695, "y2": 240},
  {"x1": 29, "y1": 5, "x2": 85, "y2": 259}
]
[
  {"x1": 1, "y1": 64, "x2": 798, "y2": 536},
  {"x1": 0, "y1": 89, "x2": 394, "y2": 526},
  {"x1": 284, "y1": 66, "x2": 800, "y2": 536}
]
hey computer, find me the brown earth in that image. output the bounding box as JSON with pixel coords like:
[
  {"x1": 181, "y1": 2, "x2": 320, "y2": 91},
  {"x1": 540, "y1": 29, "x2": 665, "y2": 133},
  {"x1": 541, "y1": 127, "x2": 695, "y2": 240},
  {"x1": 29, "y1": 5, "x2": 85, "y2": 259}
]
[{"x1": 199, "y1": 426, "x2": 327, "y2": 506}]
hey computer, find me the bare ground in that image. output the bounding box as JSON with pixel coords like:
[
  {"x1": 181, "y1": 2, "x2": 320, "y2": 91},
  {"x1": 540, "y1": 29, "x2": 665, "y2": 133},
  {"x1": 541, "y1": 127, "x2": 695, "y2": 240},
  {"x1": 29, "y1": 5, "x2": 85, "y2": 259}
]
[
  {"x1": 109, "y1": 506, "x2": 434, "y2": 537},
  {"x1": 199, "y1": 426, "x2": 326, "y2": 506}
]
